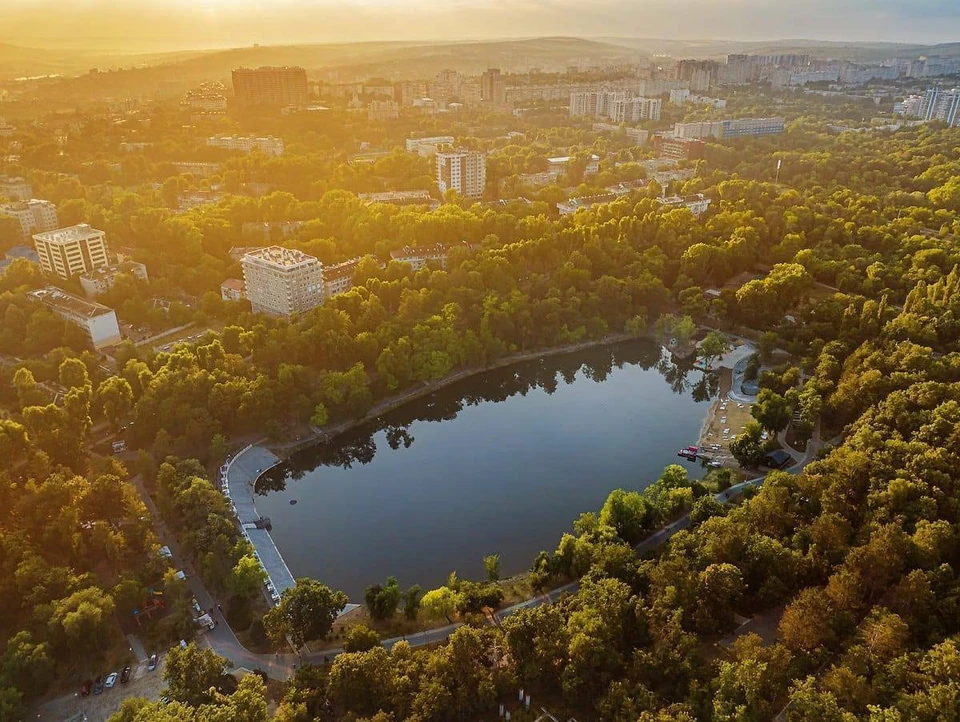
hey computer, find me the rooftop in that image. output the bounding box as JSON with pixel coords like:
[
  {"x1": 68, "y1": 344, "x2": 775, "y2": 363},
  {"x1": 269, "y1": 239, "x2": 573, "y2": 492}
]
[
  {"x1": 221, "y1": 278, "x2": 245, "y2": 291},
  {"x1": 391, "y1": 243, "x2": 454, "y2": 259},
  {"x1": 1, "y1": 199, "x2": 52, "y2": 211},
  {"x1": 324, "y1": 258, "x2": 361, "y2": 281},
  {"x1": 29, "y1": 286, "x2": 115, "y2": 318},
  {"x1": 242, "y1": 245, "x2": 319, "y2": 269},
  {"x1": 33, "y1": 223, "x2": 103, "y2": 244},
  {"x1": 79, "y1": 260, "x2": 144, "y2": 281}
]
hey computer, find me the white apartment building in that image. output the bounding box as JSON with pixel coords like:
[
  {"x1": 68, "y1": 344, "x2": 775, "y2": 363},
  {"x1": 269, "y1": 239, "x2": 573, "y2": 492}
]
[
  {"x1": 436, "y1": 149, "x2": 486, "y2": 198},
  {"x1": 79, "y1": 260, "x2": 148, "y2": 298},
  {"x1": 405, "y1": 136, "x2": 455, "y2": 156},
  {"x1": 0, "y1": 175, "x2": 32, "y2": 201},
  {"x1": 206, "y1": 135, "x2": 284, "y2": 156},
  {"x1": 390, "y1": 244, "x2": 454, "y2": 271},
  {"x1": 637, "y1": 79, "x2": 689, "y2": 96},
  {"x1": 241, "y1": 246, "x2": 324, "y2": 317},
  {"x1": 673, "y1": 117, "x2": 784, "y2": 139},
  {"x1": 609, "y1": 96, "x2": 662, "y2": 123},
  {"x1": 0, "y1": 199, "x2": 58, "y2": 242},
  {"x1": 894, "y1": 95, "x2": 924, "y2": 117},
  {"x1": 657, "y1": 193, "x2": 712, "y2": 217},
  {"x1": 33, "y1": 224, "x2": 109, "y2": 279},
  {"x1": 28, "y1": 286, "x2": 121, "y2": 350},
  {"x1": 919, "y1": 88, "x2": 960, "y2": 127}
]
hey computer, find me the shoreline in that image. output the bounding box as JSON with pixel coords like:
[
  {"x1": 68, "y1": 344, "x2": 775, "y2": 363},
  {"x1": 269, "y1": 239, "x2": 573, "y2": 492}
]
[{"x1": 271, "y1": 331, "x2": 650, "y2": 458}]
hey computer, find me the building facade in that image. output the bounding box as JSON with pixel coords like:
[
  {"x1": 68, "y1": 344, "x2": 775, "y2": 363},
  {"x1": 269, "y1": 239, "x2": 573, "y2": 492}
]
[
  {"x1": 0, "y1": 199, "x2": 58, "y2": 242},
  {"x1": 0, "y1": 176, "x2": 32, "y2": 201},
  {"x1": 481, "y1": 68, "x2": 507, "y2": 106},
  {"x1": 220, "y1": 278, "x2": 246, "y2": 301},
  {"x1": 323, "y1": 258, "x2": 361, "y2": 297},
  {"x1": 33, "y1": 224, "x2": 109, "y2": 279},
  {"x1": 658, "y1": 193, "x2": 712, "y2": 216},
  {"x1": 206, "y1": 135, "x2": 284, "y2": 156},
  {"x1": 436, "y1": 149, "x2": 486, "y2": 198},
  {"x1": 232, "y1": 66, "x2": 308, "y2": 107},
  {"x1": 241, "y1": 246, "x2": 324, "y2": 317},
  {"x1": 405, "y1": 136, "x2": 455, "y2": 156},
  {"x1": 79, "y1": 260, "x2": 148, "y2": 298},
  {"x1": 367, "y1": 100, "x2": 399, "y2": 121},
  {"x1": 919, "y1": 88, "x2": 960, "y2": 127},
  {"x1": 28, "y1": 286, "x2": 121, "y2": 350}
]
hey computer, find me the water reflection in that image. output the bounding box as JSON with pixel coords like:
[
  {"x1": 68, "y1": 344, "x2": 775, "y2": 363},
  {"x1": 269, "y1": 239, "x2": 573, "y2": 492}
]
[{"x1": 258, "y1": 341, "x2": 712, "y2": 495}]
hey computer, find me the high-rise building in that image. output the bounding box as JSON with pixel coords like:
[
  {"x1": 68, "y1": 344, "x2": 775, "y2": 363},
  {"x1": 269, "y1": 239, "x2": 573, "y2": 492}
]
[
  {"x1": 367, "y1": 100, "x2": 400, "y2": 121},
  {"x1": 0, "y1": 199, "x2": 58, "y2": 242},
  {"x1": 919, "y1": 88, "x2": 960, "y2": 127},
  {"x1": 609, "y1": 96, "x2": 662, "y2": 123},
  {"x1": 206, "y1": 135, "x2": 284, "y2": 156},
  {"x1": 428, "y1": 69, "x2": 462, "y2": 102},
  {"x1": 232, "y1": 67, "x2": 308, "y2": 107},
  {"x1": 481, "y1": 68, "x2": 507, "y2": 106},
  {"x1": 436, "y1": 149, "x2": 486, "y2": 198},
  {"x1": 673, "y1": 117, "x2": 784, "y2": 139},
  {"x1": 241, "y1": 246, "x2": 324, "y2": 317},
  {"x1": 33, "y1": 224, "x2": 109, "y2": 279}
]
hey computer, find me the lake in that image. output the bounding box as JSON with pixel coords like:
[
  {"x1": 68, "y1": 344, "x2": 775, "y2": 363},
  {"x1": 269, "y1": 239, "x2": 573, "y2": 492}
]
[{"x1": 256, "y1": 339, "x2": 716, "y2": 599}]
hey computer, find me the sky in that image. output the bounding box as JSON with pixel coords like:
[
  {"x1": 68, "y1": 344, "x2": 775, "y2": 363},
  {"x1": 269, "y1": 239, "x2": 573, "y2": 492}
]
[{"x1": 2, "y1": 0, "x2": 959, "y2": 50}]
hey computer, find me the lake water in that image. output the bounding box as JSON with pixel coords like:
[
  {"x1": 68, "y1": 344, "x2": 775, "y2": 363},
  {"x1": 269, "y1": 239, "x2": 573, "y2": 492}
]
[{"x1": 256, "y1": 340, "x2": 716, "y2": 599}]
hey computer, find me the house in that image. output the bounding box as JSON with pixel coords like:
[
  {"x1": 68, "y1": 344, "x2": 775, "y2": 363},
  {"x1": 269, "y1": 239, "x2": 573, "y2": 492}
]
[{"x1": 221, "y1": 278, "x2": 246, "y2": 301}]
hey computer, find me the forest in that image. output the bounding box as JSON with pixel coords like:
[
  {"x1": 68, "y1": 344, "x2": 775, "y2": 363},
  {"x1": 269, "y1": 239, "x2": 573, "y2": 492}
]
[{"x1": 1, "y1": 86, "x2": 960, "y2": 721}]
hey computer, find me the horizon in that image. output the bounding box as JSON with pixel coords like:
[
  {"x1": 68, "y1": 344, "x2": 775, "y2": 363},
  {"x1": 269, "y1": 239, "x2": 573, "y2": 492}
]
[{"x1": 2, "y1": 0, "x2": 960, "y2": 53}]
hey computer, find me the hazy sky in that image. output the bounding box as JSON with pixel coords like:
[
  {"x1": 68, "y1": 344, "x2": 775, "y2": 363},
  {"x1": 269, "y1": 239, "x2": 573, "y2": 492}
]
[{"x1": 3, "y1": 0, "x2": 959, "y2": 50}]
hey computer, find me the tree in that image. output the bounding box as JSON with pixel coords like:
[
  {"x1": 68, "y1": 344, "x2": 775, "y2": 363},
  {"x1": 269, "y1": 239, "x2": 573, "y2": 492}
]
[
  {"x1": 263, "y1": 579, "x2": 348, "y2": 648},
  {"x1": 163, "y1": 643, "x2": 227, "y2": 705},
  {"x1": 59, "y1": 357, "x2": 90, "y2": 390},
  {"x1": 420, "y1": 586, "x2": 462, "y2": 623},
  {"x1": 483, "y1": 554, "x2": 501, "y2": 582},
  {"x1": 227, "y1": 555, "x2": 267, "y2": 599},
  {"x1": 364, "y1": 577, "x2": 401, "y2": 621},
  {"x1": 48, "y1": 587, "x2": 115, "y2": 654},
  {"x1": 599, "y1": 488, "x2": 650, "y2": 544},
  {"x1": 758, "y1": 331, "x2": 779, "y2": 361},
  {"x1": 343, "y1": 624, "x2": 381, "y2": 653},
  {"x1": 310, "y1": 402, "x2": 329, "y2": 428},
  {"x1": 697, "y1": 331, "x2": 730, "y2": 370},
  {"x1": 96, "y1": 376, "x2": 134, "y2": 429},
  {"x1": 752, "y1": 388, "x2": 791, "y2": 434},
  {"x1": 327, "y1": 647, "x2": 395, "y2": 716},
  {"x1": 730, "y1": 422, "x2": 767, "y2": 468},
  {"x1": 403, "y1": 584, "x2": 422, "y2": 620}
]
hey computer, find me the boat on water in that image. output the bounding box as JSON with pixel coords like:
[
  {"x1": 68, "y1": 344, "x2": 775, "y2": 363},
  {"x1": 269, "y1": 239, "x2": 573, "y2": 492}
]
[{"x1": 677, "y1": 445, "x2": 699, "y2": 461}]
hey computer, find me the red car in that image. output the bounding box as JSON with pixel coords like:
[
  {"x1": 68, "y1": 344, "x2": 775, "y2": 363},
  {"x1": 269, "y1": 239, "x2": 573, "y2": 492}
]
[{"x1": 80, "y1": 680, "x2": 92, "y2": 697}]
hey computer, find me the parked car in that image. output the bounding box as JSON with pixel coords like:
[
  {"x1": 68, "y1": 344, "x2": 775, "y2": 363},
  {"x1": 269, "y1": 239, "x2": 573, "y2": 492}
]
[
  {"x1": 147, "y1": 654, "x2": 158, "y2": 671},
  {"x1": 191, "y1": 597, "x2": 202, "y2": 615},
  {"x1": 105, "y1": 672, "x2": 118, "y2": 688},
  {"x1": 93, "y1": 676, "x2": 104, "y2": 695},
  {"x1": 80, "y1": 680, "x2": 92, "y2": 697},
  {"x1": 120, "y1": 666, "x2": 132, "y2": 684}
]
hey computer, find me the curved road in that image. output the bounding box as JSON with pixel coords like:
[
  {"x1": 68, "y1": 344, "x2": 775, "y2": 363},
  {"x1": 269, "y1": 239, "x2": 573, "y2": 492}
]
[{"x1": 147, "y1": 424, "x2": 825, "y2": 679}]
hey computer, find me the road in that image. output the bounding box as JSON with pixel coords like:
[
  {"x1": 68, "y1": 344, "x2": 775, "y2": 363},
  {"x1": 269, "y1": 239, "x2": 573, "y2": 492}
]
[{"x1": 133, "y1": 424, "x2": 826, "y2": 680}]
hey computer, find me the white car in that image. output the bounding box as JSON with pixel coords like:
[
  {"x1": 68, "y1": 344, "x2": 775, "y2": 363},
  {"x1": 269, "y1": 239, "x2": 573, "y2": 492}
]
[{"x1": 104, "y1": 672, "x2": 118, "y2": 688}]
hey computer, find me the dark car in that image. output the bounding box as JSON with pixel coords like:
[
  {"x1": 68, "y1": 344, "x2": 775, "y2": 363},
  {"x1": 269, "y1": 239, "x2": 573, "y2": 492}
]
[
  {"x1": 120, "y1": 666, "x2": 132, "y2": 684},
  {"x1": 93, "y1": 676, "x2": 104, "y2": 695},
  {"x1": 147, "y1": 653, "x2": 158, "y2": 671},
  {"x1": 80, "y1": 680, "x2": 92, "y2": 697}
]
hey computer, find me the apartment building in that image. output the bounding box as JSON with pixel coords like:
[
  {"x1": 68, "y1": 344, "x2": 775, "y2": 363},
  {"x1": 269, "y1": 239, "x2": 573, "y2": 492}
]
[
  {"x1": 609, "y1": 96, "x2": 662, "y2": 122},
  {"x1": 546, "y1": 154, "x2": 600, "y2": 180},
  {"x1": 232, "y1": 66, "x2": 308, "y2": 107},
  {"x1": 0, "y1": 176, "x2": 32, "y2": 201},
  {"x1": 79, "y1": 260, "x2": 148, "y2": 298},
  {"x1": 220, "y1": 278, "x2": 246, "y2": 301},
  {"x1": 0, "y1": 199, "x2": 58, "y2": 242},
  {"x1": 367, "y1": 100, "x2": 399, "y2": 121},
  {"x1": 390, "y1": 243, "x2": 462, "y2": 271},
  {"x1": 481, "y1": 68, "x2": 507, "y2": 106},
  {"x1": 241, "y1": 246, "x2": 324, "y2": 317},
  {"x1": 358, "y1": 190, "x2": 435, "y2": 207},
  {"x1": 673, "y1": 117, "x2": 784, "y2": 139},
  {"x1": 33, "y1": 224, "x2": 109, "y2": 279},
  {"x1": 436, "y1": 149, "x2": 486, "y2": 198},
  {"x1": 405, "y1": 136, "x2": 455, "y2": 156},
  {"x1": 657, "y1": 193, "x2": 712, "y2": 216},
  {"x1": 657, "y1": 137, "x2": 707, "y2": 160},
  {"x1": 28, "y1": 286, "x2": 121, "y2": 350},
  {"x1": 206, "y1": 135, "x2": 284, "y2": 156},
  {"x1": 323, "y1": 258, "x2": 362, "y2": 297},
  {"x1": 919, "y1": 88, "x2": 960, "y2": 127}
]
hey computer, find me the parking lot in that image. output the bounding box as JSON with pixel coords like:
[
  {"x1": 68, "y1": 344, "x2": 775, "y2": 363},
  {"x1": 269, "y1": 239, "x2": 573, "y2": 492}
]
[{"x1": 33, "y1": 654, "x2": 168, "y2": 722}]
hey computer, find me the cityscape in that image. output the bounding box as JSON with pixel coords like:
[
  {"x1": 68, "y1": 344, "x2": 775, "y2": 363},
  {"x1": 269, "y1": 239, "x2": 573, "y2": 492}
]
[{"x1": 0, "y1": 4, "x2": 960, "y2": 722}]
